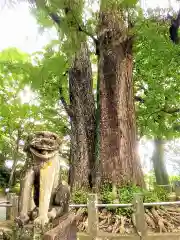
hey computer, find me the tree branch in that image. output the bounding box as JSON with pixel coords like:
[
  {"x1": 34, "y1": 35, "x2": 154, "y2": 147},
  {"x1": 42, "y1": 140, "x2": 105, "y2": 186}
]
[
  {"x1": 134, "y1": 94, "x2": 180, "y2": 115},
  {"x1": 169, "y1": 9, "x2": 180, "y2": 44},
  {"x1": 48, "y1": 11, "x2": 61, "y2": 25},
  {"x1": 173, "y1": 124, "x2": 180, "y2": 131},
  {"x1": 59, "y1": 87, "x2": 73, "y2": 118},
  {"x1": 44, "y1": 3, "x2": 99, "y2": 54},
  {"x1": 162, "y1": 108, "x2": 180, "y2": 114},
  {"x1": 44, "y1": 4, "x2": 98, "y2": 43},
  {"x1": 70, "y1": 10, "x2": 98, "y2": 44},
  {"x1": 134, "y1": 96, "x2": 145, "y2": 103}
]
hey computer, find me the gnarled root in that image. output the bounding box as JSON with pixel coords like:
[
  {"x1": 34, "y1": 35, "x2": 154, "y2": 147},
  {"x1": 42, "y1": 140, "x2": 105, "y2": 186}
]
[
  {"x1": 75, "y1": 208, "x2": 87, "y2": 231},
  {"x1": 145, "y1": 211, "x2": 155, "y2": 229},
  {"x1": 99, "y1": 209, "x2": 108, "y2": 229},
  {"x1": 75, "y1": 207, "x2": 180, "y2": 233},
  {"x1": 151, "y1": 208, "x2": 167, "y2": 233},
  {"x1": 99, "y1": 218, "x2": 108, "y2": 227},
  {"x1": 112, "y1": 216, "x2": 120, "y2": 233},
  {"x1": 166, "y1": 207, "x2": 180, "y2": 213},
  {"x1": 157, "y1": 209, "x2": 174, "y2": 231}
]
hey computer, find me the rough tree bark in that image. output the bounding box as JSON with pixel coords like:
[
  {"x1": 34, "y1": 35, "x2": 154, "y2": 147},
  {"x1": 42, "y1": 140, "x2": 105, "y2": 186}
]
[
  {"x1": 97, "y1": 8, "x2": 144, "y2": 187},
  {"x1": 39, "y1": 2, "x2": 97, "y2": 191},
  {"x1": 67, "y1": 42, "x2": 96, "y2": 191},
  {"x1": 152, "y1": 138, "x2": 169, "y2": 185}
]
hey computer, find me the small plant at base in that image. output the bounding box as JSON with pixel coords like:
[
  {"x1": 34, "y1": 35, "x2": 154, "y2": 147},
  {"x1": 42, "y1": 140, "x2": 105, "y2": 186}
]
[
  {"x1": 100, "y1": 183, "x2": 117, "y2": 212},
  {"x1": 10, "y1": 183, "x2": 20, "y2": 195},
  {"x1": 116, "y1": 185, "x2": 142, "y2": 217},
  {"x1": 169, "y1": 175, "x2": 180, "y2": 185},
  {"x1": 143, "y1": 190, "x2": 159, "y2": 203},
  {"x1": 71, "y1": 189, "x2": 89, "y2": 204},
  {"x1": 155, "y1": 187, "x2": 169, "y2": 202},
  {"x1": 101, "y1": 183, "x2": 115, "y2": 203}
]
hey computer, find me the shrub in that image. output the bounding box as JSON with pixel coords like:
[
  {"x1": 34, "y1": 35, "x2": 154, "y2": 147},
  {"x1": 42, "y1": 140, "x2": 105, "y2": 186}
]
[{"x1": 71, "y1": 189, "x2": 89, "y2": 204}]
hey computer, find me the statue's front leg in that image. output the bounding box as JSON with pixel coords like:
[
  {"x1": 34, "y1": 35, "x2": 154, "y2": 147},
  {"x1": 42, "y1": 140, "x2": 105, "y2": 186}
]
[
  {"x1": 16, "y1": 168, "x2": 34, "y2": 226},
  {"x1": 28, "y1": 190, "x2": 39, "y2": 221},
  {"x1": 34, "y1": 161, "x2": 56, "y2": 227},
  {"x1": 48, "y1": 183, "x2": 70, "y2": 220}
]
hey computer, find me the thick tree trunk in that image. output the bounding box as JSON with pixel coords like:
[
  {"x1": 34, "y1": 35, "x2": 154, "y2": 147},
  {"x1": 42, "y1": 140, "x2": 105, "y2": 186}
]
[
  {"x1": 68, "y1": 42, "x2": 96, "y2": 191},
  {"x1": 98, "y1": 10, "x2": 144, "y2": 187},
  {"x1": 152, "y1": 138, "x2": 169, "y2": 185}
]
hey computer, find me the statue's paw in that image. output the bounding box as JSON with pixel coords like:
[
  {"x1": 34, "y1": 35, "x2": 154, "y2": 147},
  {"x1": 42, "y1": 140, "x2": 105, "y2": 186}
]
[
  {"x1": 15, "y1": 214, "x2": 29, "y2": 227},
  {"x1": 28, "y1": 207, "x2": 39, "y2": 221},
  {"x1": 34, "y1": 215, "x2": 49, "y2": 227},
  {"x1": 47, "y1": 208, "x2": 57, "y2": 220}
]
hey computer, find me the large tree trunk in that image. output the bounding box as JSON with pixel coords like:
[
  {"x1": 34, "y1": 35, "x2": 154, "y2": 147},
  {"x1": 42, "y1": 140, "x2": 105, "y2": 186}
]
[
  {"x1": 68, "y1": 42, "x2": 96, "y2": 191},
  {"x1": 98, "y1": 9, "x2": 144, "y2": 187},
  {"x1": 152, "y1": 138, "x2": 169, "y2": 185}
]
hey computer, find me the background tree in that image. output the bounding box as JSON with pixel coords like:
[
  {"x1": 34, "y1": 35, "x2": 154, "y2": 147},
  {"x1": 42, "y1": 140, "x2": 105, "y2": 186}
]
[{"x1": 134, "y1": 9, "x2": 180, "y2": 185}]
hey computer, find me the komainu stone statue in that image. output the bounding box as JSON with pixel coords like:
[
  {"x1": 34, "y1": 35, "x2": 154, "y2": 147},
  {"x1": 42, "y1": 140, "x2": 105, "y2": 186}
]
[{"x1": 16, "y1": 131, "x2": 70, "y2": 228}]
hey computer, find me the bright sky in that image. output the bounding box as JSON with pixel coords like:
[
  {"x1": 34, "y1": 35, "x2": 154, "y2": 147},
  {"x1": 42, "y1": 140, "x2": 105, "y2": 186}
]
[
  {"x1": 0, "y1": 0, "x2": 179, "y2": 53},
  {"x1": 0, "y1": 0, "x2": 179, "y2": 174},
  {"x1": 0, "y1": 2, "x2": 57, "y2": 53},
  {"x1": 142, "y1": 0, "x2": 179, "y2": 9}
]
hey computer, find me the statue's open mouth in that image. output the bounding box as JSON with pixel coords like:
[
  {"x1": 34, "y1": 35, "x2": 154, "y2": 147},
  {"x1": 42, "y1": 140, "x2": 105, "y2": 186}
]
[
  {"x1": 30, "y1": 147, "x2": 59, "y2": 160},
  {"x1": 27, "y1": 131, "x2": 61, "y2": 160}
]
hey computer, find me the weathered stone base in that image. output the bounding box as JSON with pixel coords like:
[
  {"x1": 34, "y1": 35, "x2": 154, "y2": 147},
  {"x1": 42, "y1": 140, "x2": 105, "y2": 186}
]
[
  {"x1": 12, "y1": 213, "x2": 77, "y2": 240},
  {"x1": 43, "y1": 212, "x2": 77, "y2": 240}
]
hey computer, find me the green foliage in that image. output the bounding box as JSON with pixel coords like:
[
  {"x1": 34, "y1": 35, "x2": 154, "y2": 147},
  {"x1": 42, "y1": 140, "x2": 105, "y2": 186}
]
[
  {"x1": 143, "y1": 186, "x2": 169, "y2": 203},
  {"x1": 100, "y1": 183, "x2": 115, "y2": 203},
  {"x1": 169, "y1": 175, "x2": 180, "y2": 184},
  {"x1": 143, "y1": 190, "x2": 159, "y2": 203},
  {"x1": 99, "y1": 183, "x2": 169, "y2": 216},
  {"x1": 116, "y1": 185, "x2": 142, "y2": 217},
  {"x1": 134, "y1": 10, "x2": 180, "y2": 139},
  {"x1": 118, "y1": 185, "x2": 142, "y2": 203},
  {"x1": 71, "y1": 189, "x2": 89, "y2": 204},
  {"x1": 0, "y1": 47, "x2": 70, "y2": 186},
  {"x1": 11, "y1": 183, "x2": 20, "y2": 195},
  {"x1": 101, "y1": 0, "x2": 138, "y2": 10},
  {"x1": 100, "y1": 184, "x2": 142, "y2": 216},
  {"x1": 156, "y1": 187, "x2": 169, "y2": 202}
]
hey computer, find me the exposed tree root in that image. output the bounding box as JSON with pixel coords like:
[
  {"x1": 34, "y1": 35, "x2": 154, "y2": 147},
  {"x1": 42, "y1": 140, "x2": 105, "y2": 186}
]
[
  {"x1": 157, "y1": 209, "x2": 174, "y2": 231},
  {"x1": 99, "y1": 218, "x2": 108, "y2": 227},
  {"x1": 112, "y1": 215, "x2": 120, "y2": 233},
  {"x1": 145, "y1": 212, "x2": 155, "y2": 229},
  {"x1": 151, "y1": 208, "x2": 167, "y2": 232},
  {"x1": 74, "y1": 207, "x2": 180, "y2": 234},
  {"x1": 119, "y1": 216, "x2": 126, "y2": 234},
  {"x1": 165, "y1": 207, "x2": 180, "y2": 213}
]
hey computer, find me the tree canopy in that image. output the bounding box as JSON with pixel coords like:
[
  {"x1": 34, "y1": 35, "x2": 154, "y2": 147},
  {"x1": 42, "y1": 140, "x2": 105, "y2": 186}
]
[{"x1": 0, "y1": 1, "x2": 180, "y2": 189}]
